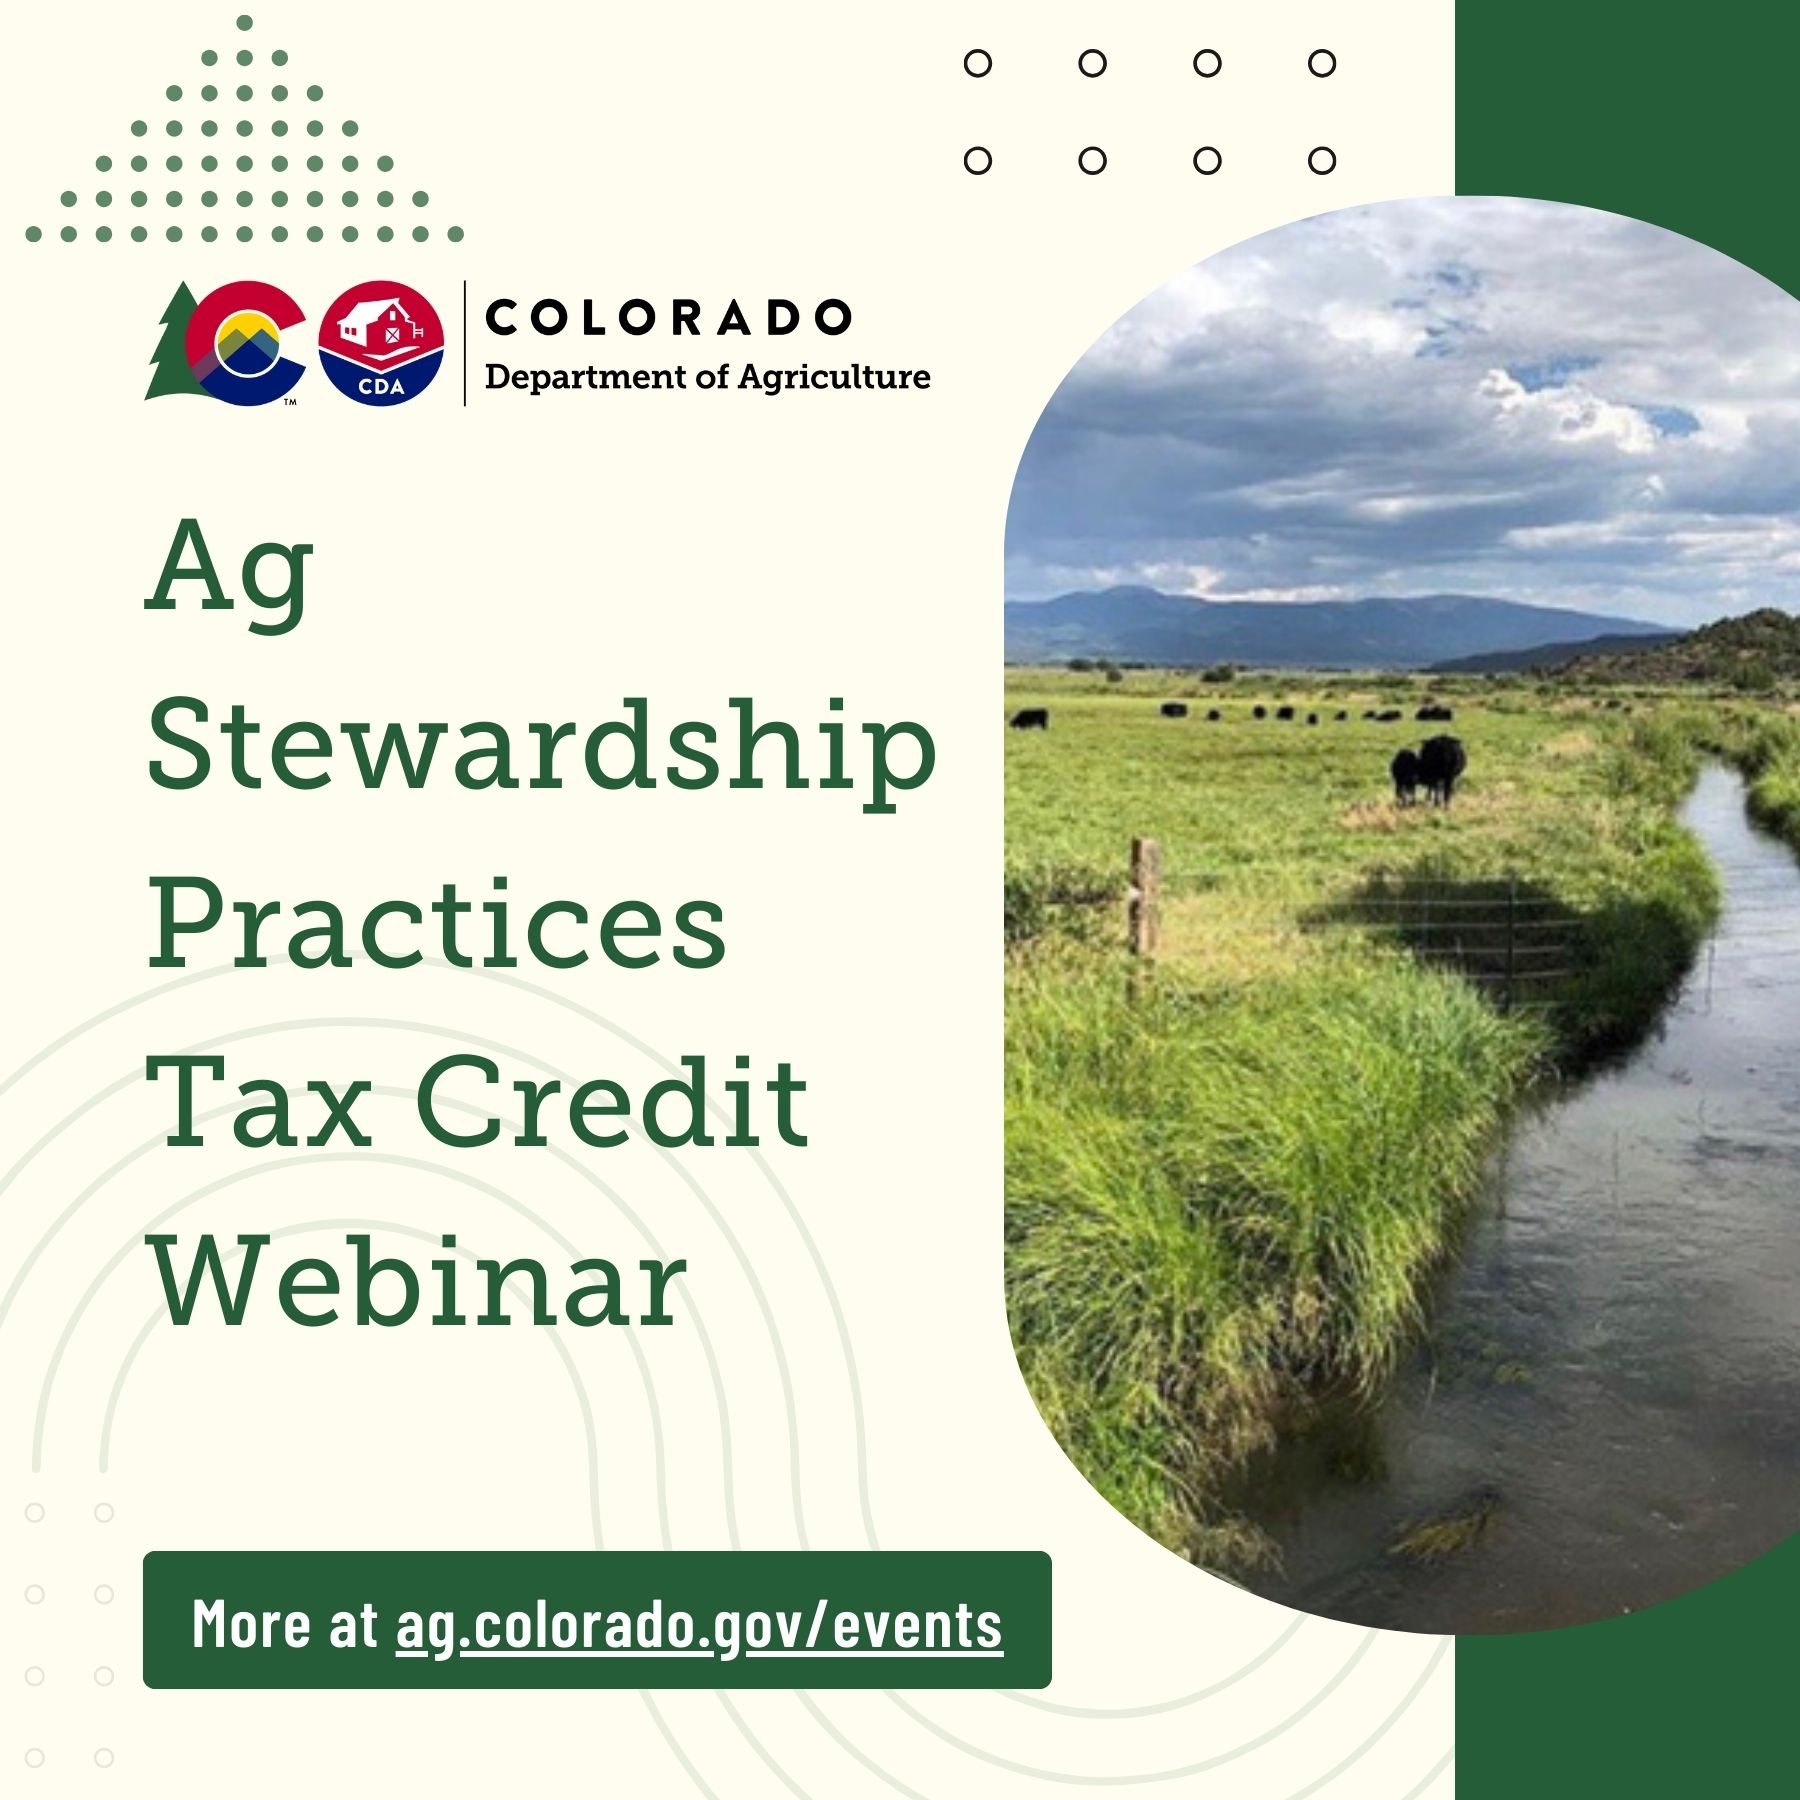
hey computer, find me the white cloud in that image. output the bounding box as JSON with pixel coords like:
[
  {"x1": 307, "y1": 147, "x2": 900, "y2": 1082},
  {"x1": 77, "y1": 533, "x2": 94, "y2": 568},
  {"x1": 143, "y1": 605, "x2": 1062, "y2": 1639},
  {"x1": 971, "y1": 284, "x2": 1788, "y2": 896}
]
[
  {"x1": 1477, "y1": 368, "x2": 1661, "y2": 455},
  {"x1": 1007, "y1": 197, "x2": 1800, "y2": 626}
]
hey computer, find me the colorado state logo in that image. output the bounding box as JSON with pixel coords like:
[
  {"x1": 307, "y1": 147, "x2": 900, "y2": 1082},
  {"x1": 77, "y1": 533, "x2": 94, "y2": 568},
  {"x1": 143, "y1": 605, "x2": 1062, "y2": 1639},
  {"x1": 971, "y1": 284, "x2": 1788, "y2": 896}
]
[
  {"x1": 184, "y1": 280, "x2": 307, "y2": 406},
  {"x1": 320, "y1": 280, "x2": 445, "y2": 405}
]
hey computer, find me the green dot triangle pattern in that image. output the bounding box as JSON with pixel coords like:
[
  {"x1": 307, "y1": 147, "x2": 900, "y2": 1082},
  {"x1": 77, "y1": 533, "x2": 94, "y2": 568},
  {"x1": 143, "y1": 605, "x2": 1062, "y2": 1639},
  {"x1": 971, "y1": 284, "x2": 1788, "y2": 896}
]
[{"x1": 22, "y1": 12, "x2": 465, "y2": 245}]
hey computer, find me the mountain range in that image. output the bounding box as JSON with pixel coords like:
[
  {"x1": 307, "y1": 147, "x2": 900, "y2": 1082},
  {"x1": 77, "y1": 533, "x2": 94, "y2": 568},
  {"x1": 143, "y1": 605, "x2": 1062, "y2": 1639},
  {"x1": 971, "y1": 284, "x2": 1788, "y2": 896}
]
[{"x1": 1003, "y1": 587, "x2": 1670, "y2": 670}]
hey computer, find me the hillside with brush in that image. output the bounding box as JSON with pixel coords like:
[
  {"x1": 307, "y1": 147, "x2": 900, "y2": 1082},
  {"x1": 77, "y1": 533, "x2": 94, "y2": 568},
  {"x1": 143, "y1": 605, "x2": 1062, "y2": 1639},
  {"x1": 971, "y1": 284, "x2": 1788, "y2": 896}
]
[{"x1": 1554, "y1": 607, "x2": 1800, "y2": 690}]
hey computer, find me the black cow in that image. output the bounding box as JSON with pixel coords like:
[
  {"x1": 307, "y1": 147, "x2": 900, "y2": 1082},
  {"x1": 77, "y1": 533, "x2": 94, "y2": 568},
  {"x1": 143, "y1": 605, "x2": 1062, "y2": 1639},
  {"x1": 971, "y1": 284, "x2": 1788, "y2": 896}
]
[
  {"x1": 1010, "y1": 708, "x2": 1049, "y2": 730},
  {"x1": 1391, "y1": 748, "x2": 1421, "y2": 806},
  {"x1": 1306, "y1": 712, "x2": 1319, "y2": 725},
  {"x1": 1206, "y1": 708, "x2": 1222, "y2": 722},
  {"x1": 1275, "y1": 705, "x2": 1296, "y2": 721},
  {"x1": 1419, "y1": 734, "x2": 1468, "y2": 806},
  {"x1": 1416, "y1": 704, "x2": 1455, "y2": 722},
  {"x1": 1161, "y1": 702, "x2": 1189, "y2": 719},
  {"x1": 1253, "y1": 705, "x2": 1268, "y2": 720},
  {"x1": 1380, "y1": 709, "x2": 1405, "y2": 722},
  {"x1": 1335, "y1": 710, "x2": 1349, "y2": 722}
]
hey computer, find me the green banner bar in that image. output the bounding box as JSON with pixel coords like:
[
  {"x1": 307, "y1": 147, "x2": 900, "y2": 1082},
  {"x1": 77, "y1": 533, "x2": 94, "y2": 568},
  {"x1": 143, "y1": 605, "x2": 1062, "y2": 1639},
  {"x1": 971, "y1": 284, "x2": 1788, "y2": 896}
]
[
  {"x1": 143, "y1": 1550, "x2": 1051, "y2": 1689},
  {"x1": 1457, "y1": 4, "x2": 1800, "y2": 1794}
]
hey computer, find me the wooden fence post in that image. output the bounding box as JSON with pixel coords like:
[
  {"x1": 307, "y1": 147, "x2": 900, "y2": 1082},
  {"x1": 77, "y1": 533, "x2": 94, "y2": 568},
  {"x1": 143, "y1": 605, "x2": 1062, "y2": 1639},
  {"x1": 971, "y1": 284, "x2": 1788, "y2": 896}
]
[{"x1": 1128, "y1": 837, "x2": 1162, "y2": 961}]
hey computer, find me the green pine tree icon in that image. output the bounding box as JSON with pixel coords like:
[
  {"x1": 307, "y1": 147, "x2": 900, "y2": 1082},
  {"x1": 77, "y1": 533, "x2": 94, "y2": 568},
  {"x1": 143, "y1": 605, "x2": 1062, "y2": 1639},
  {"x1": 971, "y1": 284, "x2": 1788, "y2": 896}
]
[{"x1": 147, "y1": 283, "x2": 206, "y2": 400}]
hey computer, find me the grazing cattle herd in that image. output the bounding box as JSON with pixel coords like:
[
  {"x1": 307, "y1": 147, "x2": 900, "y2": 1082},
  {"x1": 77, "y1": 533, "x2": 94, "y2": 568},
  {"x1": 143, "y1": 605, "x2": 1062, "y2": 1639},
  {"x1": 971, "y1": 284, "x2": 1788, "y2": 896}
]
[{"x1": 1008, "y1": 696, "x2": 1473, "y2": 807}]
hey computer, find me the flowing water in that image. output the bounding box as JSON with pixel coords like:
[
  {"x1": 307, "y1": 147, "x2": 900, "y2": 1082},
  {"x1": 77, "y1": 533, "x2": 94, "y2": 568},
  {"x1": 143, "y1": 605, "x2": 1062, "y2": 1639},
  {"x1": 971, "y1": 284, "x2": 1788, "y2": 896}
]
[{"x1": 1237, "y1": 766, "x2": 1800, "y2": 1633}]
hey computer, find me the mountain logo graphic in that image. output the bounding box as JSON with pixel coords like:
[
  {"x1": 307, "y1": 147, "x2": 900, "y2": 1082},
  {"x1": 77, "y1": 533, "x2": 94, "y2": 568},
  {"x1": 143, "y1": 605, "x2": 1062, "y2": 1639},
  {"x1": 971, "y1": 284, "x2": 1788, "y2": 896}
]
[{"x1": 147, "y1": 279, "x2": 306, "y2": 405}]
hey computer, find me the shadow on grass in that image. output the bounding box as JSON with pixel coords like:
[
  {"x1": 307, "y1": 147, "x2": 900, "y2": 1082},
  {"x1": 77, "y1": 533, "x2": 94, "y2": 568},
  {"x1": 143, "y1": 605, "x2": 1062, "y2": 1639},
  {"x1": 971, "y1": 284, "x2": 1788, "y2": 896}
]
[{"x1": 1301, "y1": 864, "x2": 1710, "y2": 1067}]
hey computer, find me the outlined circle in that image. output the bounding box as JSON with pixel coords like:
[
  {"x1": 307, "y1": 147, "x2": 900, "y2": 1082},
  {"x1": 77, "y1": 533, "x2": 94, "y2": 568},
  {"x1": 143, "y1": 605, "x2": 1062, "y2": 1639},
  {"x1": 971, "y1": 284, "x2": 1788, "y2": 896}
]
[
  {"x1": 1308, "y1": 144, "x2": 1337, "y2": 174},
  {"x1": 1194, "y1": 48, "x2": 1223, "y2": 77},
  {"x1": 23, "y1": 1501, "x2": 43, "y2": 1522},
  {"x1": 215, "y1": 307, "x2": 279, "y2": 377},
  {"x1": 1309, "y1": 48, "x2": 1337, "y2": 77},
  {"x1": 24, "y1": 1584, "x2": 44, "y2": 1604},
  {"x1": 94, "y1": 1585, "x2": 114, "y2": 1605},
  {"x1": 963, "y1": 48, "x2": 991, "y2": 78},
  {"x1": 184, "y1": 279, "x2": 305, "y2": 404},
  {"x1": 24, "y1": 1667, "x2": 44, "y2": 1686},
  {"x1": 1078, "y1": 145, "x2": 1107, "y2": 175},
  {"x1": 1193, "y1": 145, "x2": 1223, "y2": 175},
  {"x1": 963, "y1": 144, "x2": 992, "y2": 175},
  {"x1": 1078, "y1": 48, "x2": 1107, "y2": 77}
]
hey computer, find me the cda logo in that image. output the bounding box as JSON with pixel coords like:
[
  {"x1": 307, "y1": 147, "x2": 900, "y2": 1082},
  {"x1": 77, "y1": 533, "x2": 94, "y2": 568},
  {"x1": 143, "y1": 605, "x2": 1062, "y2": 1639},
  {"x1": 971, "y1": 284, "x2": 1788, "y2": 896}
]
[
  {"x1": 147, "y1": 278, "x2": 444, "y2": 407},
  {"x1": 320, "y1": 280, "x2": 445, "y2": 405}
]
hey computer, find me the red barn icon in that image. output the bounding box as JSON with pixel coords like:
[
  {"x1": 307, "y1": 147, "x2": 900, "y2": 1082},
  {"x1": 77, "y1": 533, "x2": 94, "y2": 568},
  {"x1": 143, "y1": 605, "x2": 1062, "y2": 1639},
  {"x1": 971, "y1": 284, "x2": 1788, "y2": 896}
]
[
  {"x1": 319, "y1": 279, "x2": 446, "y2": 404},
  {"x1": 335, "y1": 297, "x2": 425, "y2": 362}
]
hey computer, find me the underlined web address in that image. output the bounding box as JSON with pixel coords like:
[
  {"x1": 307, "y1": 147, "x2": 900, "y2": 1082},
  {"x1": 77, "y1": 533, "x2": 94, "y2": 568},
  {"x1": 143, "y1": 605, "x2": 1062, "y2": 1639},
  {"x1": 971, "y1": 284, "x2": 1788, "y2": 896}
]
[{"x1": 391, "y1": 1595, "x2": 1007, "y2": 1664}]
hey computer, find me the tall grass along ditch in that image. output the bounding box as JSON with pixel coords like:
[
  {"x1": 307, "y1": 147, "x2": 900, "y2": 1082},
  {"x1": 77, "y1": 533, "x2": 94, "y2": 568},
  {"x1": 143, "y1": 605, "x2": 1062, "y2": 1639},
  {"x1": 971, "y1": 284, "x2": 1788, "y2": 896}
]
[{"x1": 1004, "y1": 685, "x2": 1739, "y2": 1569}]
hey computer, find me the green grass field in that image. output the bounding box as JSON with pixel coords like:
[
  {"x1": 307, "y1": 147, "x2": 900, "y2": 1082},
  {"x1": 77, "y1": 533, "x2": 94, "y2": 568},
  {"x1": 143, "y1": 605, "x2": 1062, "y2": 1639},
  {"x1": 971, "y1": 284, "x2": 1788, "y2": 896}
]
[{"x1": 1004, "y1": 670, "x2": 1800, "y2": 1566}]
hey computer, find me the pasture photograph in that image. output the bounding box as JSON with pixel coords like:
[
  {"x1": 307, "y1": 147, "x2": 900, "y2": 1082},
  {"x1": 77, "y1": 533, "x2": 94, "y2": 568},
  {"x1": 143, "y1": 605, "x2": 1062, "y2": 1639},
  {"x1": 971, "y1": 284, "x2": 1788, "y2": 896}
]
[{"x1": 1003, "y1": 197, "x2": 1800, "y2": 1633}]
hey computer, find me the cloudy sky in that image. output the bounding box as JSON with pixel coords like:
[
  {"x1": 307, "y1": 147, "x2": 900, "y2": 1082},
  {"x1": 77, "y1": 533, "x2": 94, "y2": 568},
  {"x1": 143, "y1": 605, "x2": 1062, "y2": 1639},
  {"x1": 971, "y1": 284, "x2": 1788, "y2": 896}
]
[{"x1": 1006, "y1": 198, "x2": 1800, "y2": 625}]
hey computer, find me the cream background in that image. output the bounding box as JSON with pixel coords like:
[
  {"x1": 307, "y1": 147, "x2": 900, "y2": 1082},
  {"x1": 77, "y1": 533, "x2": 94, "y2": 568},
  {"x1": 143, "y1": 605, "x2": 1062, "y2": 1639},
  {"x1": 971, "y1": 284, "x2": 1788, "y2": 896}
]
[{"x1": 1, "y1": 2, "x2": 1454, "y2": 1791}]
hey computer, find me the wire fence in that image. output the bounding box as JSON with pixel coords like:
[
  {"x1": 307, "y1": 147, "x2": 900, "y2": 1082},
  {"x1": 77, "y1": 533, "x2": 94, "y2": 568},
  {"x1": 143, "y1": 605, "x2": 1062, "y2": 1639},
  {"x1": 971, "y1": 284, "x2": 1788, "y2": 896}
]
[
  {"x1": 1317, "y1": 889, "x2": 1584, "y2": 1008},
  {"x1": 1106, "y1": 840, "x2": 1594, "y2": 1010},
  {"x1": 1083, "y1": 835, "x2": 1800, "y2": 1011}
]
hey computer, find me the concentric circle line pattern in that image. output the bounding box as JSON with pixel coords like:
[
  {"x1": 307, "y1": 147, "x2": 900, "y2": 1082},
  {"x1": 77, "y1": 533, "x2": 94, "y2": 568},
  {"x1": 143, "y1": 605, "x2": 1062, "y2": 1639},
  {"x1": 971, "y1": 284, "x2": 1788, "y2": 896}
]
[
  {"x1": 0, "y1": 985, "x2": 813, "y2": 1547},
  {"x1": 34, "y1": 1150, "x2": 646, "y2": 1510},
  {"x1": 641, "y1": 1692, "x2": 728, "y2": 1800},
  {"x1": 84, "y1": 1205, "x2": 771, "y2": 1800},
  {"x1": 0, "y1": 958, "x2": 850, "y2": 1553},
  {"x1": 29, "y1": 1074, "x2": 727, "y2": 1553},
  {"x1": 99, "y1": 1213, "x2": 611, "y2": 1545},
  {"x1": 995, "y1": 1613, "x2": 1307, "y2": 1717},
  {"x1": 480, "y1": 964, "x2": 877, "y2": 1548},
  {"x1": 878, "y1": 1631, "x2": 1378, "y2": 1785},
  {"x1": 1398, "y1": 1747, "x2": 1454, "y2": 1798},
  {"x1": 719, "y1": 1689, "x2": 821, "y2": 1799},
  {"x1": 1280, "y1": 1639, "x2": 1449, "y2": 1799},
  {"x1": 0, "y1": 962, "x2": 226, "y2": 1105},
  {"x1": 796, "y1": 1691, "x2": 933, "y2": 1800},
  {"x1": 84, "y1": 1078, "x2": 704, "y2": 1506},
  {"x1": 8, "y1": 998, "x2": 852, "y2": 1800},
  {"x1": 3, "y1": 1011, "x2": 791, "y2": 1543},
  {"x1": 0, "y1": 962, "x2": 1450, "y2": 1789}
]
